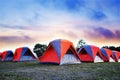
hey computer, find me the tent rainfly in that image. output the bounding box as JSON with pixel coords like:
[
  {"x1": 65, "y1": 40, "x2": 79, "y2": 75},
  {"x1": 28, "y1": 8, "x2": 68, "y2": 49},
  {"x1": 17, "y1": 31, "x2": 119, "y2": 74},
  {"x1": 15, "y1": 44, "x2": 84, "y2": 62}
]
[
  {"x1": 13, "y1": 47, "x2": 36, "y2": 61},
  {"x1": 38, "y1": 39, "x2": 81, "y2": 65}
]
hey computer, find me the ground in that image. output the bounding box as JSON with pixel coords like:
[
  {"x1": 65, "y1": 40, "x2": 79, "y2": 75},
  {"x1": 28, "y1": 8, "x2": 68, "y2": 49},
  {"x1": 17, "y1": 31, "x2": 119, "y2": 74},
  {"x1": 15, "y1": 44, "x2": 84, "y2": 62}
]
[{"x1": 0, "y1": 61, "x2": 120, "y2": 80}]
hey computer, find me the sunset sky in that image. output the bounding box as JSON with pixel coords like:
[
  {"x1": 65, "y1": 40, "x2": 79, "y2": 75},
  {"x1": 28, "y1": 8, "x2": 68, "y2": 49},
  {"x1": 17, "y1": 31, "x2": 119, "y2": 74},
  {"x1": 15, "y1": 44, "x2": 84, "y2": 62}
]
[{"x1": 0, "y1": 0, "x2": 120, "y2": 51}]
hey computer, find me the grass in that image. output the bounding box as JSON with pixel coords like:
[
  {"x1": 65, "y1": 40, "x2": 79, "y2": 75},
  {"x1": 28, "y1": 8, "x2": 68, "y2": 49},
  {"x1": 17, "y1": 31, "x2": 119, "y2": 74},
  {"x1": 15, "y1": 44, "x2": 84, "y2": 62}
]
[
  {"x1": 0, "y1": 72, "x2": 31, "y2": 80},
  {"x1": 0, "y1": 61, "x2": 120, "y2": 80}
]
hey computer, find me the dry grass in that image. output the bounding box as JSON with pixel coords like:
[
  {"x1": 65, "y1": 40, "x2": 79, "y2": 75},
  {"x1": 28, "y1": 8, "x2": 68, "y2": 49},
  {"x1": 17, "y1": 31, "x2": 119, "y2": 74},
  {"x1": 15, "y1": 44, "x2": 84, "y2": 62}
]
[{"x1": 0, "y1": 61, "x2": 120, "y2": 80}]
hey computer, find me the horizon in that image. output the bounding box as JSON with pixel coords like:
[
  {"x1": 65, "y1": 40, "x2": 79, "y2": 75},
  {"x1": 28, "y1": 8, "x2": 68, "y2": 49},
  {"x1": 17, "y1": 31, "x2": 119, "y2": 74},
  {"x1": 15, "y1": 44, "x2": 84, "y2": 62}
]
[{"x1": 0, "y1": 0, "x2": 120, "y2": 52}]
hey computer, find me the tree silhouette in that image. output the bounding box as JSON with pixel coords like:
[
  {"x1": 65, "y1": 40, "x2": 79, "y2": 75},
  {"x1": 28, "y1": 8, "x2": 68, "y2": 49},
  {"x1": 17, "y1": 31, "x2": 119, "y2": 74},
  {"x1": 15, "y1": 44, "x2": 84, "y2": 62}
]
[
  {"x1": 76, "y1": 39, "x2": 86, "y2": 51},
  {"x1": 116, "y1": 46, "x2": 120, "y2": 51},
  {"x1": 33, "y1": 43, "x2": 47, "y2": 57},
  {"x1": 102, "y1": 46, "x2": 120, "y2": 52}
]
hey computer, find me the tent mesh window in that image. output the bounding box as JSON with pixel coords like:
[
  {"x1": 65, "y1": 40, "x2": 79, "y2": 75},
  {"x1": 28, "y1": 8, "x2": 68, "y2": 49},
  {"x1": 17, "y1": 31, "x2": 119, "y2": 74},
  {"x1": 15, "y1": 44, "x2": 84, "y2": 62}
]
[
  {"x1": 80, "y1": 49, "x2": 87, "y2": 55},
  {"x1": 66, "y1": 48, "x2": 79, "y2": 60},
  {"x1": 23, "y1": 50, "x2": 32, "y2": 56},
  {"x1": 8, "y1": 53, "x2": 13, "y2": 57},
  {"x1": 66, "y1": 46, "x2": 78, "y2": 57},
  {"x1": 66, "y1": 49, "x2": 73, "y2": 54}
]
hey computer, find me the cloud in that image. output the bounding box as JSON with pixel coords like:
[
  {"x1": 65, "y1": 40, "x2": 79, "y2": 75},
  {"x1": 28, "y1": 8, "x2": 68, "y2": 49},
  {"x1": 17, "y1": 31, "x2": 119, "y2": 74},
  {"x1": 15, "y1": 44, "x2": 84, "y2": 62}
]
[
  {"x1": 0, "y1": 35, "x2": 33, "y2": 43},
  {"x1": 0, "y1": 24, "x2": 38, "y2": 30},
  {"x1": 115, "y1": 30, "x2": 120, "y2": 38},
  {"x1": 0, "y1": 24, "x2": 27, "y2": 29},
  {"x1": 36, "y1": 0, "x2": 85, "y2": 11},
  {"x1": 0, "y1": 0, "x2": 119, "y2": 30},
  {"x1": 85, "y1": 27, "x2": 120, "y2": 39},
  {"x1": 94, "y1": 27, "x2": 114, "y2": 38},
  {"x1": 0, "y1": 0, "x2": 120, "y2": 50},
  {"x1": 64, "y1": 0, "x2": 85, "y2": 11},
  {"x1": 90, "y1": 11, "x2": 107, "y2": 21},
  {"x1": 59, "y1": 30, "x2": 78, "y2": 39}
]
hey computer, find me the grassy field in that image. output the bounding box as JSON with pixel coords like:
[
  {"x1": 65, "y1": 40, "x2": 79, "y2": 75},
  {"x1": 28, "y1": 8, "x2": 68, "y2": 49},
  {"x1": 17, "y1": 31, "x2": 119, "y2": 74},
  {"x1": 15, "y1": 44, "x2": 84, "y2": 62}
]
[{"x1": 0, "y1": 61, "x2": 120, "y2": 80}]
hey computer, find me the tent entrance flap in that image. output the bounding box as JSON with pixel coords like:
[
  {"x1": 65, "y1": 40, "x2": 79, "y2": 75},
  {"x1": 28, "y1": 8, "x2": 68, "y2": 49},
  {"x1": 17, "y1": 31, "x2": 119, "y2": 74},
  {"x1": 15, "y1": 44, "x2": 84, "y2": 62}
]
[
  {"x1": 118, "y1": 59, "x2": 120, "y2": 62},
  {"x1": 60, "y1": 50, "x2": 80, "y2": 65},
  {"x1": 110, "y1": 57, "x2": 115, "y2": 62},
  {"x1": 8, "y1": 53, "x2": 13, "y2": 57},
  {"x1": 94, "y1": 55, "x2": 104, "y2": 63}
]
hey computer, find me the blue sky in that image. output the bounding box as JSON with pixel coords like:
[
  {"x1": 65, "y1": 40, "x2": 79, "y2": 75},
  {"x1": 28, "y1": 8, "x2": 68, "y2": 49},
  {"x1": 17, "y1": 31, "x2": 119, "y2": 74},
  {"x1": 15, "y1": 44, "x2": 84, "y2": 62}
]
[{"x1": 0, "y1": 0, "x2": 120, "y2": 51}]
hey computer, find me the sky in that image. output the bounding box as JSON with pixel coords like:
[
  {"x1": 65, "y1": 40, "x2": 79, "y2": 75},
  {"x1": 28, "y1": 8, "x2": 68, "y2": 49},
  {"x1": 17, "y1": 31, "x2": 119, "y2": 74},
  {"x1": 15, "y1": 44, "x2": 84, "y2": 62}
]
[{"x1": 0, "y1": 0, "x2": 120, "y2": 51}]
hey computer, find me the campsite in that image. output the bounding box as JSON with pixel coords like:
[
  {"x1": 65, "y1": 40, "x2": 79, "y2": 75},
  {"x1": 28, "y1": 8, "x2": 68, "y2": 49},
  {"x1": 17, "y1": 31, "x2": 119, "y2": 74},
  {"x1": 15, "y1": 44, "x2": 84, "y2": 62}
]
[
  {"x1": 0, "y1": 0, "x2": 119, "y2": 80},
  {"x1": 0, "y1": 39, "x2": 120, "y2": 80}
]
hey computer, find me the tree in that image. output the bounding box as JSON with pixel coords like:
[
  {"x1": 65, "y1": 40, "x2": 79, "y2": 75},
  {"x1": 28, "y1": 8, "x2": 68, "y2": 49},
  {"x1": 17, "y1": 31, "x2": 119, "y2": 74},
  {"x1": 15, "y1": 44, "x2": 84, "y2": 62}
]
[
  {"x1": 116, "y1": 46, "x2": 120, "y2": 51},
  {"x1": 76, "y1": 39, "x2": 86, "y2": 51},
  {"x1": 102, "y1": 46, "x2": 120, "y2": 52},
  {"x1": 102, "y1": 46, "x2": 109, "y2": 49},
  {"x1": 33, "y1": 43, "x2": 47, "y2": 57},
  {"x1": 109, "y1": 46, "x2": 116, "y2": 50}
]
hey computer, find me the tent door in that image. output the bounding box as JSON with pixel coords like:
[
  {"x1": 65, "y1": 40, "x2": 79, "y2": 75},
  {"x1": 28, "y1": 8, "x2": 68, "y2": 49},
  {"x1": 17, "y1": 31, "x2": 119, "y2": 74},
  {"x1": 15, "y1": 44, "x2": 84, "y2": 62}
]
[
  {"x1": 60, "y1": 50, "x2": 80, "y2": 65},
  {"x1": 118, "y1": 59, "x2": 120, "y2": 62},
  {"x1": 94, "y1": 55, "x2": 104, "y2": 63},
  {"x1": 110, "y1": 57, "x2": 115, "y2": 62}
]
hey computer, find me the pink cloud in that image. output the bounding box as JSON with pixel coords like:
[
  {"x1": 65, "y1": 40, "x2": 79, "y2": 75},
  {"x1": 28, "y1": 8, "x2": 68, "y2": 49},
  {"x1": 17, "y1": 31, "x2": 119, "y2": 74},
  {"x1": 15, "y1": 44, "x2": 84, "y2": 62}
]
[
  {"x1": 85, "y1": 27, "x2": 120, "y2": 39},
  {"x1": 59, "y1": 30, "x2": 78, "y2": 38},
  {"x1": 0, "y1": 35, "x2": 34, "y2": 43}
]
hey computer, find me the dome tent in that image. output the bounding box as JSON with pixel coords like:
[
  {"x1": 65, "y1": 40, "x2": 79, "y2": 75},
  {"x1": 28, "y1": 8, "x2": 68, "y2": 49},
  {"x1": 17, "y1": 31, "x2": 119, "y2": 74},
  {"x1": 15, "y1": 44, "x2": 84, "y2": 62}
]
[
  {"x1": 112, "y1": 51, "x2": 120, "y2": 62},
  {"x1": 100, "y1": 48, "x2": 115, "y2": 62},
  {"x1": 0, "y1": 50, "x2": 14, "y2": 61},
  {"x1": 13, "y1": 47, "x2": 36, "y2": 61},
  {"x1": 39, "y1": 39, "x2": 81, "y2": 65},
  {"x1": 78, "y1": 45, "x2": 104, "y2": 62}
]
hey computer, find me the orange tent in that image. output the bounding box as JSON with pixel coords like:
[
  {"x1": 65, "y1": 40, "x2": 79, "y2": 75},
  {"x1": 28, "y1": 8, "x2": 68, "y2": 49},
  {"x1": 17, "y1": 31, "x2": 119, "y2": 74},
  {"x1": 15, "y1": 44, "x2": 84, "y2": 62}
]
[
  {"x1": 0, "y1": 52, "x2": 2, "y2": 61},
  {"x1": 100, "y1": 48, "x2": 115, "y2": 62},
  {"x1": 0, "y1": 50, "x2": 14, "y2": 61},
  {"x1": 78, "y1": 45, "x2": 104, "y2": 62},
  {"x1": 112, "y1": 51, "x2": 120, "y2": 62},
  {"x1": 13, "y1": 47, "x2": 36, "y2": 61},
  {"x1": 38, "y1": 39, "x2": 80, "y2": 65}
]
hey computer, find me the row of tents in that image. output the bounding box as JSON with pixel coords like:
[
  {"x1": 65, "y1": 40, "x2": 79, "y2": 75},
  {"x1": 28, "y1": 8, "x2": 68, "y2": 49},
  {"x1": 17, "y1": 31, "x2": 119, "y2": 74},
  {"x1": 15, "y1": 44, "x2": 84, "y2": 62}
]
[
  {"x1": 0, "y1": 47, "x2": 36, "y2": 61},
  {"x1": 0, "y1": 39, "x2": 120, "y2": 65}
]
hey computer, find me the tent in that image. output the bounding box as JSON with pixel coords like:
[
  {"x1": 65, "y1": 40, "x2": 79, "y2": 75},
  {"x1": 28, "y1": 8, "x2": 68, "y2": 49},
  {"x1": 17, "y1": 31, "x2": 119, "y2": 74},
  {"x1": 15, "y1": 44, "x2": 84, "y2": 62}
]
[
  {"x1": 0, "y1": 50, "x2": 14, "y2": 61},
  {"x1": 112, "y1": 51, "x2": 120, "y2": 62},
  {"x1": 13, "y1": 47, "x2": 36, "y2": 61},
  {"x1": 78, "y1": 45, "x2": 104, "y2": 62},
  {"x1": 0, "y1": 52, "x2": 2, "y2": 61},
  {"x1": 39, "y1": 39, "x2": 80, "y2": 65},
  {"x1": 100, "y1": 48, "x2": 115, "y2": 62}
]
